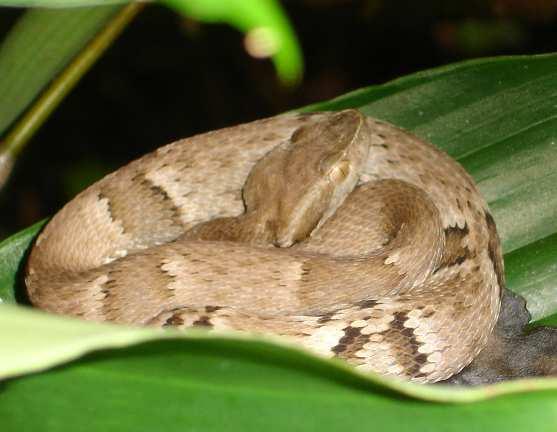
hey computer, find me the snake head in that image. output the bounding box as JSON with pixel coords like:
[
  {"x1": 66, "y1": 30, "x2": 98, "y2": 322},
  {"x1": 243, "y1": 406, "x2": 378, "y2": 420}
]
[{"x1": 244, "y1": 109, "x2": 371, "y2": 247}]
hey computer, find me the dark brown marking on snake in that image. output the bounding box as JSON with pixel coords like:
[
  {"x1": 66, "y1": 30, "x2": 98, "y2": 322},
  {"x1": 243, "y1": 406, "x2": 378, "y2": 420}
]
[
  {"x1": 193, "y1": 316, "x2": 212, "y2": 328},
  {"x1": 143, "y1": 180, "x2": 170, "y2": 201},
  {"x1": 205, "y1": 305, "x2": 221, "y2": 313},
  {"x1": 300, "y1": 263, "x2": 312, "y2": 279},
  {"x1": 99, "y1": 275, "x2": 138, "y2": 320},
  {"x1": 380, "y1": 311, "x2": 425, "y2": 378},
  {"x1": 390, "y1": 312, "x2": 407, "y2": 330},
  {"x1": 99, "y1": 275, "x2": 118, "y2": 304},
  {"x1": 100, "y1": 259, "x2": 177, "y2": 320},
  {"x1": 163, "y1": 311, "x2": 185, "y2": 327},
  {"x1": 317, "y1": 311, "x2": 336, "y2": 324},
  {"x1": 140, "y1": 175, "x2": 183, "y2": 223},
  {"x1": 434, "y1": 223, "x2": 472, "y2": 273},
  {"x1": 447, "y1": 222, "x2": 469, "y2": 237},
  {"x1": 415, "y1": 353, "x2": 428, "y2": 364},
  {"x1": 98, "y1": 172, "x2": 184, "y2": 239},
  {"x1": 485, "y1": 211, "x2": 505, "y2": 296},
  {"x1": 357, "y1": 299, "x2": 379, "y2": 310},
  {"x1": 157, "y1": 261, "x2": 176, "y2": 277},
  {"x1": 332, "y1": 326, "x2": 369, "y2": 358}
]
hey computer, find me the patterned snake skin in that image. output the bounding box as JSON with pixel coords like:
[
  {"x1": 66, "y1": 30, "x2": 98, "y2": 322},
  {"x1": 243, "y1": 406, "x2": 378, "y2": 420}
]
[{"x1": 25, "y1": 110, "x2": 504, "y2": 383}]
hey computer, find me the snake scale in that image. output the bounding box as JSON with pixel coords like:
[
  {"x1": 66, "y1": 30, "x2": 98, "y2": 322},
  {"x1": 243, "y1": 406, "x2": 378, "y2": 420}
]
[{"x1": 25, "y1": 109, "x2": 504, "y2": 383}]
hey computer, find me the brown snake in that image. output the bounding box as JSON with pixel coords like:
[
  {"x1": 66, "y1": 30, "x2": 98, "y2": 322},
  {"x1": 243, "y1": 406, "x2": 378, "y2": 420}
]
[{"x1": 25, "y1": 110, "x2": 504, "y2": 383}]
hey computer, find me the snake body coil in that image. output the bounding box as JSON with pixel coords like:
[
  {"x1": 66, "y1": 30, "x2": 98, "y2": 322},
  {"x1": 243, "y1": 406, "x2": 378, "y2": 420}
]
[{"x1": 26, "y1": 110, "x2": 504, "y2": 382}]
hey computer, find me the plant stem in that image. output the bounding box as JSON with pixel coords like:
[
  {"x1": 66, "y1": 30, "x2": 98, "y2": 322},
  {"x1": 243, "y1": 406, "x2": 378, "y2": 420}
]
[{"x1": 1, "y1": 3, "x2": 143, "y2": 160}]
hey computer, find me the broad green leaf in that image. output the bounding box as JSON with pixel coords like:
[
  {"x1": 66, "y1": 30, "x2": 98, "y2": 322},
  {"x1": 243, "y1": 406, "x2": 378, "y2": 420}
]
[
  {"x1": 1, "y1": 306, "x2": 557, "y2": 431},
  {"x1": 0, "y1": 221, "x2": 45, "y2": 304},
  {"x1": 1, "y1": 54, "x2": 557, "y2": 430},
  {"x1": 0, "y1": 7, "x2": 121, "y2": 138},
  {"x1": 535, "y1": 313, "x2": 557, "y2": 328},
  {"x1": 506, "y1": 233, "x2": 557, "y2": 322}
]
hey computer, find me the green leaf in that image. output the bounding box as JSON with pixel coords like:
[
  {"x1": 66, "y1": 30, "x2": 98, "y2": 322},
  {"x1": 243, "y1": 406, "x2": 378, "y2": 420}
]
[
  {"x1": 2, "y1": 54, "x2": 557, "y2": 430},
  {"x1": 0, "y1": 221, "x2": 45, "y2": 304},
  {"x1": 0, "y1": 5, "x2": 143, "y2": 176},
  {"x1": 0, "y1": 7, "x2": 121, "y2": 138},
  {"x1": 163, "y1": 0, "x2": 303, "y2": 85},
  {"x1": 534, "y1": 313, "x2": 557, "y2": 328},
  {"x1": 1, "y1": 306, "x2": 557, "y2": 431},
  {"x1": 506, "y1": 233, "x2": 557, "y2": 322}
]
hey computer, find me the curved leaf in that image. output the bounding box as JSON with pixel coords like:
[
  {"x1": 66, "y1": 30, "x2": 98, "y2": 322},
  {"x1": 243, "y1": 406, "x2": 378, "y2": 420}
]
[
  {"x1": 1, "y1": 305, "x2": 557, "y2": 431},
  {"x1": 0, "y1": 221, "x2": 45, "y2": 304},
  {"x1": 163, "y1": 0, "x2": 303, "y2": 85}
]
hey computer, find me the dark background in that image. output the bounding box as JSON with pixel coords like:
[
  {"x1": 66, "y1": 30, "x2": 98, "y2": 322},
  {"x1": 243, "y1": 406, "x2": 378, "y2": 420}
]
[{"x1": 1, "y1": 0, "x2": 557, "y2": 237}]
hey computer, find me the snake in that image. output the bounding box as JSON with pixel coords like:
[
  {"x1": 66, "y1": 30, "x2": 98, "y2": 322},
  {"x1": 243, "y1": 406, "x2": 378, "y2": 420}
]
[{"x1": 25, "y1": 109, "x2": 504, "y2": 383}]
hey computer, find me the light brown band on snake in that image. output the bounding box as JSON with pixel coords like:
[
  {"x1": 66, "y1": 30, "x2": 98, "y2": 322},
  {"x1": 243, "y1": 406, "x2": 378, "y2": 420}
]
[{"x1": 25, "y1": 110, "x2": 503, "y2": 383}]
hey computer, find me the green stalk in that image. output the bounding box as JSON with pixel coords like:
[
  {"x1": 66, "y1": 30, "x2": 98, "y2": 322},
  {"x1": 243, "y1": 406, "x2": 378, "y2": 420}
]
[{"x1": 1, "y1": 3, "x2": 143, "y2": 161}]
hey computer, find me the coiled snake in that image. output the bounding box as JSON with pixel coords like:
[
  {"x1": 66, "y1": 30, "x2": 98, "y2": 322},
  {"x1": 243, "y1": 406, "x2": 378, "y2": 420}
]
[{"x1": 25, "y1": 110, "x2": 504, "y2": 383}]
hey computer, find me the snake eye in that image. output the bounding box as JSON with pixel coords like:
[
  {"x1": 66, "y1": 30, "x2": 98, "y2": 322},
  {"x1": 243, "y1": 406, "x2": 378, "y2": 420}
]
[
  {"x1": 319, "y1": 152, "x2": 346, "y2": 173},
  {"x1": 328, "y1": 160, "x2": 350, "y2": 183}
]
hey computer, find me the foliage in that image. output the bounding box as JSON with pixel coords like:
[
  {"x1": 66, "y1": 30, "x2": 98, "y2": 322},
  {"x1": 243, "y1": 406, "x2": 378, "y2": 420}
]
[{"x1": 1, "y1": 48, "x2": 557, "y2": 428}]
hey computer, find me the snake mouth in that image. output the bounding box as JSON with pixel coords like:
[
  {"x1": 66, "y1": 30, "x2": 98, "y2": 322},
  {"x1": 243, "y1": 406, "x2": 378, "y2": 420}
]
[
  {"x1": 274, "y1": 180, "x2": 343, "y2": 249},
  {"x1": 274, "y1": 217, "x2": 316, "y2": 248},
  {"x1": 274, "y1": 238, "x2": 293, "y2": 248}
]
